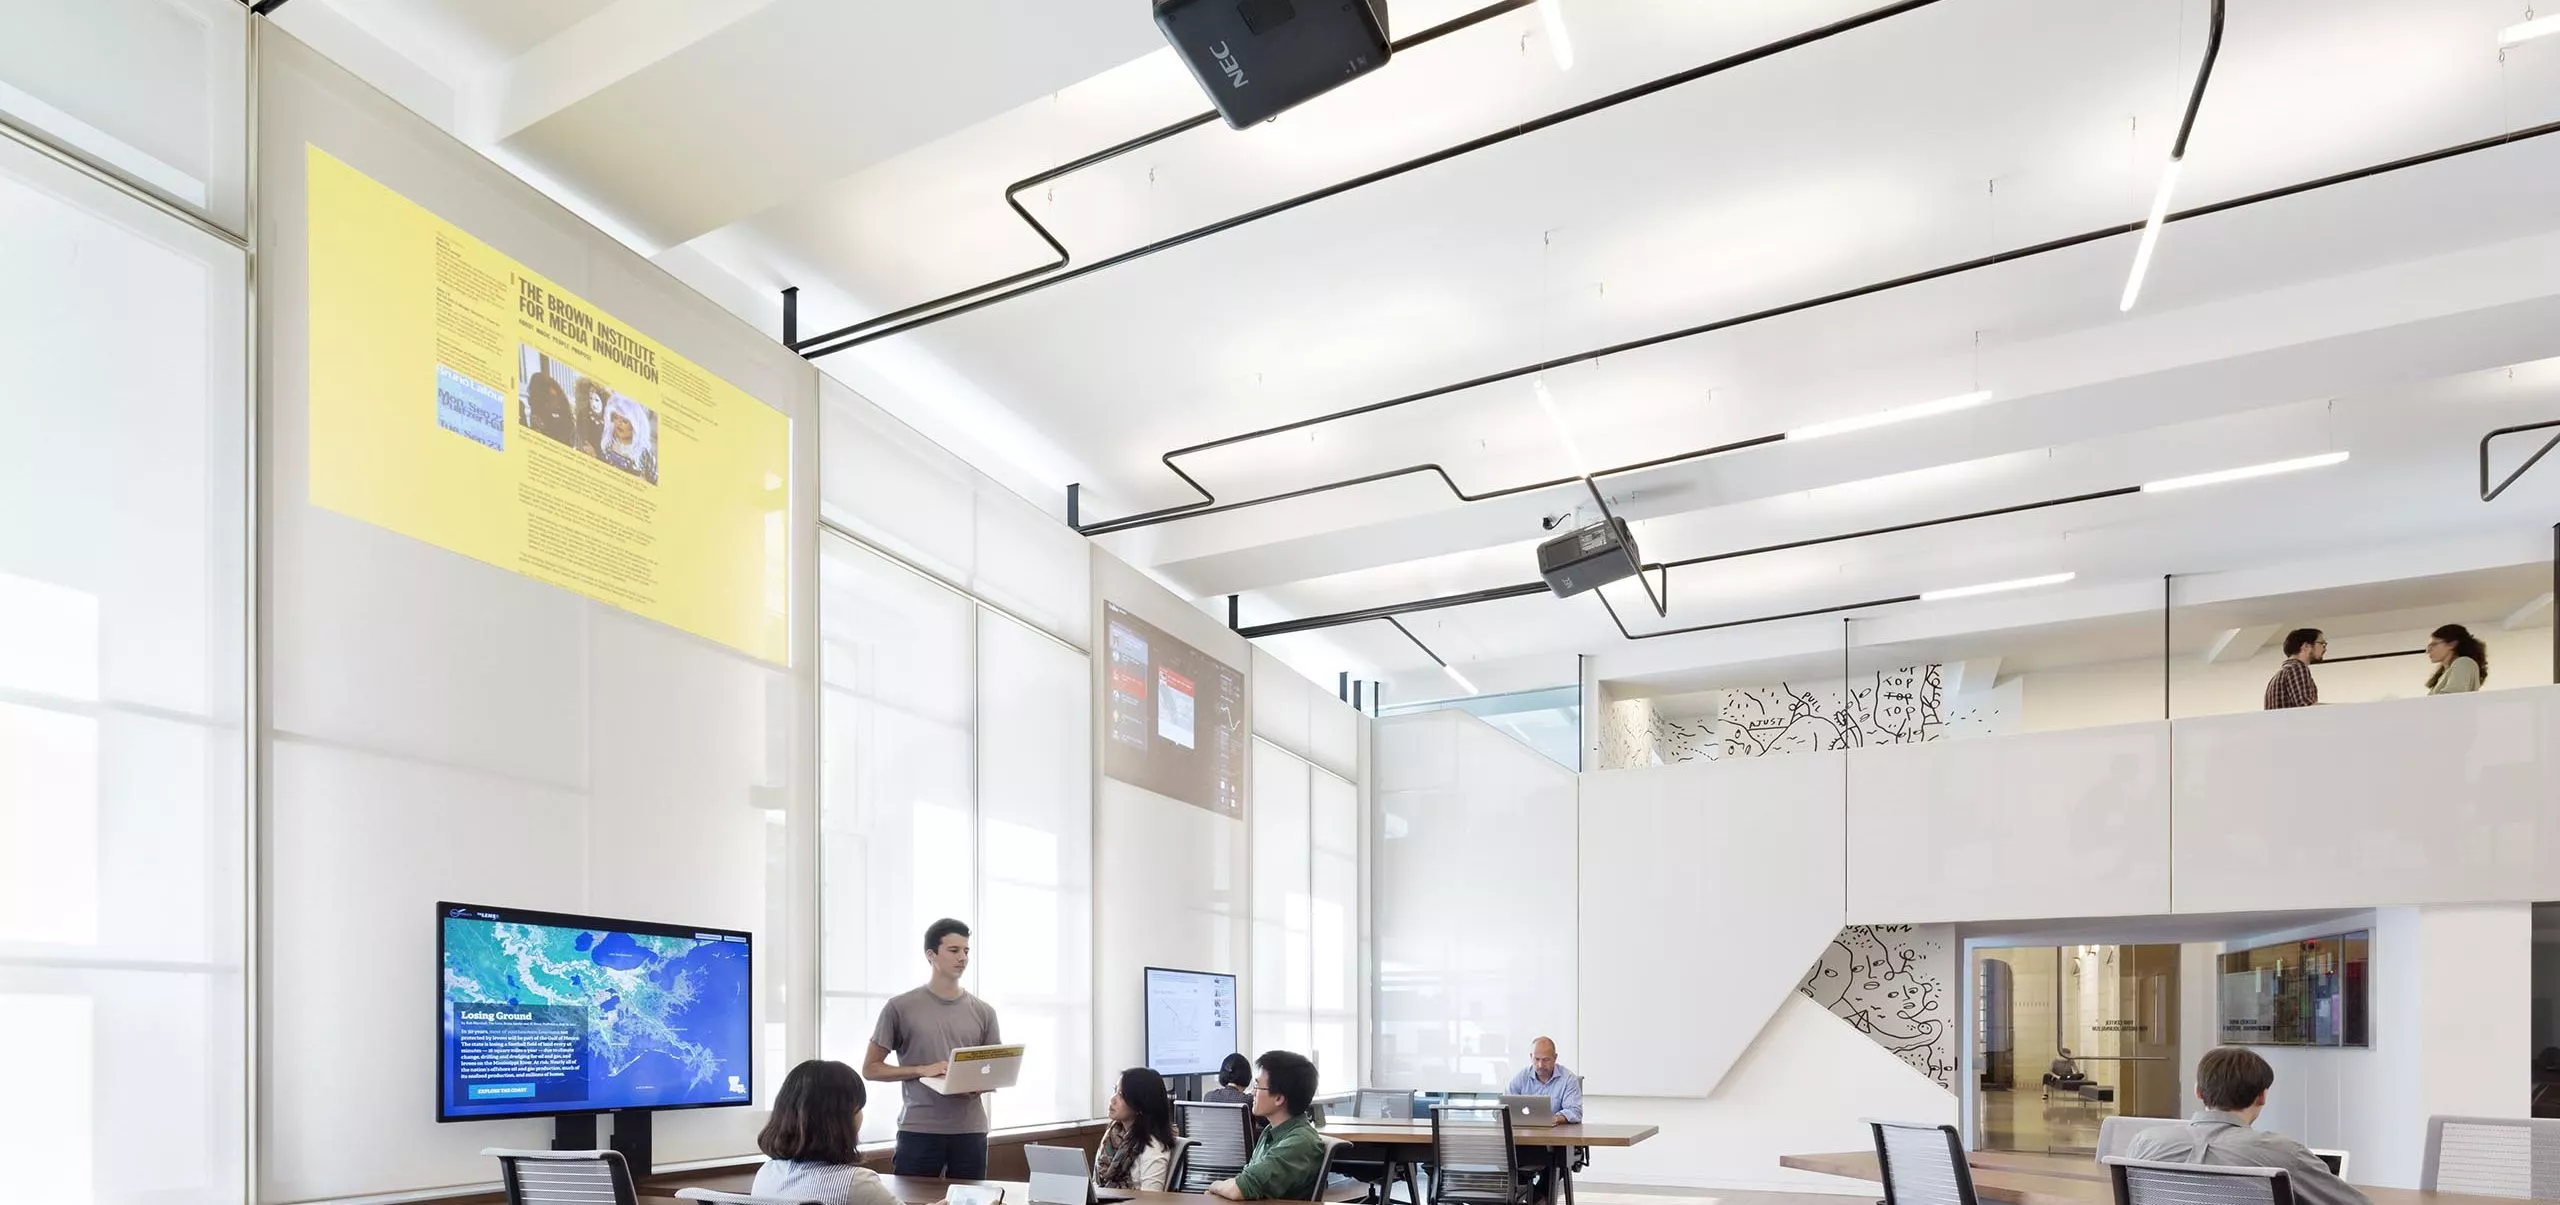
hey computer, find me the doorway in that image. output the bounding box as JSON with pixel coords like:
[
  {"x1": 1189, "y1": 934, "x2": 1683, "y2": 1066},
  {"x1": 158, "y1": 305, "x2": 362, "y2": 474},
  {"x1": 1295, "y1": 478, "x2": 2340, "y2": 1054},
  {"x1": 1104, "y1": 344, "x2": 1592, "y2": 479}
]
[{"x1": 1975, "y1": 944, "x2": 2183, "y2": 1153}]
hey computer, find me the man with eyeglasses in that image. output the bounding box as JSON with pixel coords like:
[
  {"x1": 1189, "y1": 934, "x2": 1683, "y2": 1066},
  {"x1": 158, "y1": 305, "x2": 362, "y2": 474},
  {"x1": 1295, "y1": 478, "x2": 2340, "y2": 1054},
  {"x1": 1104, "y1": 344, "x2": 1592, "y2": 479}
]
[
  {"x1": 2263, "y1": 629, "x2": 2326, "y2": 709},
  {"x1": 1208, "y1": 1050, "x2": 1325, "y2": 1201}
]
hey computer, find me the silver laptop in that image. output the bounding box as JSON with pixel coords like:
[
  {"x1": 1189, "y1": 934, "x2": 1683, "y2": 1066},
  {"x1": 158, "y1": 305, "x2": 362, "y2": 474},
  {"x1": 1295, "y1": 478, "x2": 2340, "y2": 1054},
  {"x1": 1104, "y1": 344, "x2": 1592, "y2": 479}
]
[
  {"x1": 1500, "y1": 1094, "x2": 1560, "y2": 1128},
  {"x1": 1025, "y1": 1143, "x2": 1137, "y2": 1204},
  {"x1": 921, "y1": 1043, "x2": 1026, "y2": 1095}
]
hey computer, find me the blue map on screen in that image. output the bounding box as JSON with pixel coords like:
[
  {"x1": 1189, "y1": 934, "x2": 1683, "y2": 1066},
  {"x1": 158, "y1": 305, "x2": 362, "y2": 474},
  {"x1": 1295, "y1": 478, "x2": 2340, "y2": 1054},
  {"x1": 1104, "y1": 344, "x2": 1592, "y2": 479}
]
[{"x1": 440, "y1": 905, "x2": 752, "y2": 1120}]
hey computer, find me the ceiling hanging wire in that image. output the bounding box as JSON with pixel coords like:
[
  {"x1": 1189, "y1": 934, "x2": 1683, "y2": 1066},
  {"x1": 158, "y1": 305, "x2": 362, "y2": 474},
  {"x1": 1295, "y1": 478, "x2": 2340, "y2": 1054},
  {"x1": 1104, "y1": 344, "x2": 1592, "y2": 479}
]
[
  {"x1": 1070, "y1": 110, "x2": 2560, "y2": 540},
  {"x1": 788, "y1": 0, "x2": 1956, "y2": 358}
]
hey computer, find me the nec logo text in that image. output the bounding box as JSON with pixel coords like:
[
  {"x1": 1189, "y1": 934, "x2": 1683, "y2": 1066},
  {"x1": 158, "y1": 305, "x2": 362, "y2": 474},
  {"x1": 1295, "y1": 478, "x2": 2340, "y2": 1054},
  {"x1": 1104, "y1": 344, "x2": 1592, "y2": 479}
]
[{"x1": 1208, "y1": 41, "x2": 1246, "y2": 87}]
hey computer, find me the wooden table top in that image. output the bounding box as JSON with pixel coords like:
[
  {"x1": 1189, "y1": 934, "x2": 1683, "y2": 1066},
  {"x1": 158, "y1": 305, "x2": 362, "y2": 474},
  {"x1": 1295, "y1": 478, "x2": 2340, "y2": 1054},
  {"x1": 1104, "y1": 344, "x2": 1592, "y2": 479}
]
[
  {"x1": 1318, "y1": 1120, "x2": 1659, "y2": 1147},
  {"x1": 1779, "y1": 1149, "x2": 2555, "y2": 1205},
  {"x1": 642, "y1": 1172, "x2": 1368, "y2": 1204}
]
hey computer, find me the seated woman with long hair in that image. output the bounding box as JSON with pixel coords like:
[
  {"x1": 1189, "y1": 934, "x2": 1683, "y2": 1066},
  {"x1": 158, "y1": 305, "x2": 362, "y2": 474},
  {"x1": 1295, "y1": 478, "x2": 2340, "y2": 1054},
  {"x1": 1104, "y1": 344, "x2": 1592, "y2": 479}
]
[
  {"x1": 754, "y1": 1060, "x2": 898, "y2": 1205},
  {"x1": 1097, "y1": 1067, "x2": 1178, "y2": 1191}
]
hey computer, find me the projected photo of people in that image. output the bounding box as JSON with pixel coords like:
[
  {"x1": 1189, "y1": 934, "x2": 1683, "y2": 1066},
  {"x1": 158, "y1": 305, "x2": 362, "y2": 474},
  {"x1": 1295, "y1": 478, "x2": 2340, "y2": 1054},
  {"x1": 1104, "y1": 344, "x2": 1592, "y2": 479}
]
[
  {"x1": 515, "y1": 345, "x2": 578, "y2": 448},
  {"x1": 597, "y1": 394, "x2": 659, "y2": 484},
  {"x1": 515, "y1": 344, "x2": 660, "y2": 485}
]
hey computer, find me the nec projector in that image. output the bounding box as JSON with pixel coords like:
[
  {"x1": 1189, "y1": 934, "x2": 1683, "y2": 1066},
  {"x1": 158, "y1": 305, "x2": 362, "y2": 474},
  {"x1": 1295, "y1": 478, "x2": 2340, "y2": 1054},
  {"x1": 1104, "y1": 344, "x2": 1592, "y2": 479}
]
[
  {"x1": 1154, "y1": 0, "x2": 1391, "y2": 129},
  {"x1": 1537, "y1": 517, "x2": 1641, "y2": 598}
]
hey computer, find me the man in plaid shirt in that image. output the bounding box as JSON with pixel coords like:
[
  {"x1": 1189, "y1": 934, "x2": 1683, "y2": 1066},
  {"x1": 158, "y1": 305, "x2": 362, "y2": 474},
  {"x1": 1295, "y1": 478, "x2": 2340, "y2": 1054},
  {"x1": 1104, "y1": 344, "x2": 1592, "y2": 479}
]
[{"x1": 2263, "y1": 628, "x2": 2327, "y2": 709}]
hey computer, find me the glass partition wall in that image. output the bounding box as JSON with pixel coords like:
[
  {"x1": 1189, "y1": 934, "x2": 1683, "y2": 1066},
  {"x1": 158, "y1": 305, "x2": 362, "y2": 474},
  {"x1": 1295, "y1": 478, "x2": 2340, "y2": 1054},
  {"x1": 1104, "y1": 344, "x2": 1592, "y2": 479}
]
[{"x1": 1975, "y1": 945, "x2": 2182, "y2": 1155}]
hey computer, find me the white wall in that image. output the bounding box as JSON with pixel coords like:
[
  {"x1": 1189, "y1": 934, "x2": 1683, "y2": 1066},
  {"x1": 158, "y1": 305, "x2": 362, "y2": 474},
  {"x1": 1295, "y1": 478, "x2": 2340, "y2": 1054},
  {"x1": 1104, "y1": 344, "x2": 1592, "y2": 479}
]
[
  {"x1": 1092, "y1": 550, "x2": 1256, "y2": 1086},
  {"x1": 1372, "y1": 710, "x2": 1577, "y2": 1090},
  {"x1": 2176, "y1": 906, "x2": 2531, "y2": 1190},
  {"x1": 2171, "y1": 689, "x2": 2560, "y2": 912},
  {"x1": 1579, "y1": 756, "x2": 1845, "y2": 1096},
  {"x1": 1582, "y1": 995, "x2": 1957, "y2": 1192},
  {"x1": 258, "y1": 30, "x2": 818, "y2": 1201}
]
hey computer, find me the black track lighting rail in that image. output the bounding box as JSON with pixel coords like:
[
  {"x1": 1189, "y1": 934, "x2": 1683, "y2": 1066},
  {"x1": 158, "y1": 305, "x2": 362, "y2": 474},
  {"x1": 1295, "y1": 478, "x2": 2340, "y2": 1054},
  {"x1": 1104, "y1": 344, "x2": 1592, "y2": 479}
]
[
  {"x1": 789, "y1": 0, "x2": 1952, "y2": 359},
  {"x1": 1076, "y1": 115, "x2": 2560, "y2": 539},
  {"x1": 2480, "y1": 418, "x2": 2560, "y2": 503},
  {"x1": 1234, "y1": 484, "x2": 2141, "y2": 641}
]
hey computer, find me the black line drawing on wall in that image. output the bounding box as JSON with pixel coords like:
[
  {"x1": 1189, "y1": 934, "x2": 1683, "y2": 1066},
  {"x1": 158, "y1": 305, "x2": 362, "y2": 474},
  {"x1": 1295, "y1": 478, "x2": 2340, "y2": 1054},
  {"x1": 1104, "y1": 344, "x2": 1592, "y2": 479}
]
[{"x1": 1800, "y1": 923, "x2": 1956, "y2": 1091}]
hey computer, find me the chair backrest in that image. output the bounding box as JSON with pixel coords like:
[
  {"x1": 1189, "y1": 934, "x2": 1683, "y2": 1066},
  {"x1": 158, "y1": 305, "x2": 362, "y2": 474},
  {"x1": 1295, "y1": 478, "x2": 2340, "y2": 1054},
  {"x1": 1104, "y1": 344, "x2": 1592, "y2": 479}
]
[
  {"x1": 2104, "y1": 1157, "x2": 2293, "y2": 1205},
  {"x1": 1175, "y1": 1100, "x2": 1254, "y2": 1191},
  {"x1": 1430, "y1": 1105, "x2": 1522, "y2": 1205},
  {"x1": 1868, "y1": 1120, "x2": 1978, "y2": 1205},
  {"x1": 2097, "y1": 1117, "x2": 2186, "y2": 1160},
  {"x1": 1166, "y1": 1136, "x2": 1200, "y2": 1191},
  {"x1": 485, "y1": 1149, "x2": 639, "y2": 1205},
  {"x1": 675, "y1": 1190, "x2": 820, "y2": 1205},
  {"x1": 2422, "y1": 1116, "x2": 2560, "y2": 1198},
  {"x1": 1310, "y1": 1136, "x2": 1347, "y2": 1203},
  {"x1": 1357, "y1": 1088, "x2": 1417, "y2": 1120}
]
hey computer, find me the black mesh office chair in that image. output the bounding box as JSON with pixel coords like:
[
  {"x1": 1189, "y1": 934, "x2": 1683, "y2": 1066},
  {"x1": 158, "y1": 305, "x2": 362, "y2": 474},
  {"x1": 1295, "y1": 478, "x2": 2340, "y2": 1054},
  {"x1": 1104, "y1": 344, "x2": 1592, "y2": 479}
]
[
  {"x1": 1868, "y1": 1120, "x2": 1979, "y2": 1205},
  {"x1": 2104, "y1": 1158, "x2": 2295, "y2": 1205},
  {"x1": 1175, "y1": 1099, "x2": 1257, "y2": 1192},
  {"x1": 1429, "y1": 1105, "x2": 1535, "y2": 1205},
  {"x1": 485, "y1": 1149, "x2": 640, "y2": 1205}
]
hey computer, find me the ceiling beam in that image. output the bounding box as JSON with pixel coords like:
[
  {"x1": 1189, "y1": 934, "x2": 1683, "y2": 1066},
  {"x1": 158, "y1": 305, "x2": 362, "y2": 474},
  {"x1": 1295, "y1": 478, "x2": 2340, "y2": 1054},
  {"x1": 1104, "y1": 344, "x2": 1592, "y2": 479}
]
[
  {"x1": 2504, "y1": 592, "x2": 2554, "y2": 631},
  {"x1": 2203, "y1": 625, "x2": 2281, "y2": 664}
]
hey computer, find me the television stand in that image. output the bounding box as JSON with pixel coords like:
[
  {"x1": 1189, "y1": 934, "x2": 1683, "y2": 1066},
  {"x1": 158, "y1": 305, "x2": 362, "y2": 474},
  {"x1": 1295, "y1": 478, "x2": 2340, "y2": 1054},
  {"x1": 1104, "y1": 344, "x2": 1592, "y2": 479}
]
[
  {"x1": 552, "y1": 1114, "x2": 598, "y2": 1151},
  {"x1": 547, "y1": 1114, "x2": 652, "y2": 1180},
  {"x1": 611, "y1": 1111, "x2": 654, "y2": 1181}
]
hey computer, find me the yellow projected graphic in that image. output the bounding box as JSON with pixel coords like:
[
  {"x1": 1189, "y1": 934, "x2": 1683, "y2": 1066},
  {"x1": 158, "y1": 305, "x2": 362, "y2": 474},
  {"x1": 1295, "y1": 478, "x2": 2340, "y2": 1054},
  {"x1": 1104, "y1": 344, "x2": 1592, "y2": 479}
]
[{"x1": 305, "y1": 146, "x2": 790, "y2": 664}]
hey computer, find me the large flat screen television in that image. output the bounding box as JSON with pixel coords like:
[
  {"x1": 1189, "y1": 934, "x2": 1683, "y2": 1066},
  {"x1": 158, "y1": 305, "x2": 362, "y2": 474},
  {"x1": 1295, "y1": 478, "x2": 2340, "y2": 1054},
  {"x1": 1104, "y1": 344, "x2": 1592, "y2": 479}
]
[
  {"x1": 1145, "y1": 966, "x2": 1239, "y2": 1077},
  {"x1": 438, "y1": 901, "x2": 754, "y2": 1121},
  {"x1": 1104, "y1": 602, "x2": 1248, "y2": 817}
]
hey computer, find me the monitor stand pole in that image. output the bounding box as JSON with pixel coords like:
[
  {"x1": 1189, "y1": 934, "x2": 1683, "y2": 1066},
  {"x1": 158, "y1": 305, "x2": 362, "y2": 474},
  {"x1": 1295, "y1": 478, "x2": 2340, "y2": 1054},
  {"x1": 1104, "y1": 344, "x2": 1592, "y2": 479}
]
[
  {"x1": 552, "y1": 1114, "x2": 599, "y2": 1151},
  {"x1": 611, "y1": 1111, "x2": 655, "y2": 1183}
]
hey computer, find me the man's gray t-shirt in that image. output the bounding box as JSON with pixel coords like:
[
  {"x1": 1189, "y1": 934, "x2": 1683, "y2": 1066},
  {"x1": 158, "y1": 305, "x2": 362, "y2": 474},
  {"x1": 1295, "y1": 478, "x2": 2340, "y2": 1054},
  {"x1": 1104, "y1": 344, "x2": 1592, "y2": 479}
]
[{"x1": 871, "y1": 986, "x2": 1001, "y2": 1134}]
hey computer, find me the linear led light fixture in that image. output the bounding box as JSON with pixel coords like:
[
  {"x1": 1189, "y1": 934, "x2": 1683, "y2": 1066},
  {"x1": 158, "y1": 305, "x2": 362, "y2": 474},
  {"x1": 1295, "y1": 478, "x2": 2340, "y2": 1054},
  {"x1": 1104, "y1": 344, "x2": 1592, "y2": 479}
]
[
  {"x1": 1542, "y1": 0, "x2": 1576, "y2": 70},
  {"x1": 1238, "y1": 449, "x2": 2352, "y2": 642},
  {"x1": 1918, "y1": 572, "x2": 2075, "y2": 602},
  {"x1": 2122, "y1": 0, "x2": 2225, "y2": 312},
  {"x1": 2501, "y1": 13, "x2": 2560, "y2": 44},
  {"x1": 2141, "y1": 450, "x2": 2348, "y2": 492},
  {"x1": 1388, "y1": 617, "x2": 1478, "y2": 696},
  {"x1": 1785, "y1": 389, "x2": 1995, "y2": 442}
]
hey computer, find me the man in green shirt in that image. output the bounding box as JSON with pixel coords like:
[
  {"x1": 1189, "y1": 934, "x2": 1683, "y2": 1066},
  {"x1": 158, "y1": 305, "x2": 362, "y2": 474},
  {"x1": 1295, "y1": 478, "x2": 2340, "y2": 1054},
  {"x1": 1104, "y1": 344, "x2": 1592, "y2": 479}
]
[{"x1": 1209, "y1": 1050, "x2": 1326, "y2": 1201}]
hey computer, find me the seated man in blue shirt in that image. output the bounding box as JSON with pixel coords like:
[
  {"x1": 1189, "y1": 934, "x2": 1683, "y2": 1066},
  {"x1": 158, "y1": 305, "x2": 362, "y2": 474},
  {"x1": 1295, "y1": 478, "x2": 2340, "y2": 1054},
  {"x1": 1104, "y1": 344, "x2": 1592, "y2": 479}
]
[{"x1": 1505, "y1": 1037, "x2": 1582, "y2": 1123}]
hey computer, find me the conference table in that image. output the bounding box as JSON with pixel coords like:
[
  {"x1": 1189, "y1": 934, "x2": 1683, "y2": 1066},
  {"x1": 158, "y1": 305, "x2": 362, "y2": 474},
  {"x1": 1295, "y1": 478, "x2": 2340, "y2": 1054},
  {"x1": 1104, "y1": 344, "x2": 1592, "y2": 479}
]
[
  {"x1": 1779, "y1": 1148, "x2": 2558, "y2": 1205},
  {"x1": 1322, "y1": 1119, "x2": 1660, "y2": 1205}
]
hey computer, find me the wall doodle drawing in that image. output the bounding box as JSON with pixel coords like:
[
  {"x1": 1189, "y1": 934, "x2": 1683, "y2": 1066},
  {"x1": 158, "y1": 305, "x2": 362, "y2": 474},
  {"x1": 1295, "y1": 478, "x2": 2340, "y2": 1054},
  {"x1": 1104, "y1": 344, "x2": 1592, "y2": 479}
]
[{"x1": 1799, "y1": 924, "x2": 1956, "y2": 1091}]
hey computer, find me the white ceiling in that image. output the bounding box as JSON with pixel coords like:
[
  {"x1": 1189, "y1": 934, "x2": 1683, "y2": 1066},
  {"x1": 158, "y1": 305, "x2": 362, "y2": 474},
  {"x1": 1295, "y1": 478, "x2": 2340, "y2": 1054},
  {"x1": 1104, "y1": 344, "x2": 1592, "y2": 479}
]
[{"x1": 277, "y1": 0, "x2": 2560, "y2": 700}]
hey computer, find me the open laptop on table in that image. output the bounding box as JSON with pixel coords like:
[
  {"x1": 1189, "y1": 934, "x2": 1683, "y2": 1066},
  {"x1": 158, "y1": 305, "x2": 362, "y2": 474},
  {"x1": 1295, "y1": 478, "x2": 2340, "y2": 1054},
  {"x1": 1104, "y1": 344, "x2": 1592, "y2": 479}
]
[
  {"x1": 920, "y1": 1043, "x2": 1027, "y2": 1095},
  {"x1": 1026, "y1": 1144, "x2": 1138, "y2": 1204},
  {"x1": 1499, "y1": 1095, "x2": 1561, "y2": 1128}
]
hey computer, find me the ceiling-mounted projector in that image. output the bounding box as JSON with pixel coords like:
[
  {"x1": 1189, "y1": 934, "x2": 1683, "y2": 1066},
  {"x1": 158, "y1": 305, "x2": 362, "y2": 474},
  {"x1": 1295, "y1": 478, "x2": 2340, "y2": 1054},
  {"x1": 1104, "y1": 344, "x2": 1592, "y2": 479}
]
[
  {"x1": 1537, "y1": 517, "x2": 1640, "y2": 598},
  {"x1": 1154, "y1": 0, "x2": 1392, "y2": 129}
]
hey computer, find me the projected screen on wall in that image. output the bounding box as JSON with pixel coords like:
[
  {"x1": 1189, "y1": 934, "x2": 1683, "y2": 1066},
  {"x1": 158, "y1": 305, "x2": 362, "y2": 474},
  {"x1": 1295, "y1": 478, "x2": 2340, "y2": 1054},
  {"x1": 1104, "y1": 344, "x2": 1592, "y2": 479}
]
[
  {"x1": 1104, "y1": 602, "x2": 1247, "y2": 816},
  {"x1": 438, "y1": 902, "x2": 754, "y2": 1121},
  {"x1": 1146, "y1": 966, "x2": 1239, "y2": 1077}
]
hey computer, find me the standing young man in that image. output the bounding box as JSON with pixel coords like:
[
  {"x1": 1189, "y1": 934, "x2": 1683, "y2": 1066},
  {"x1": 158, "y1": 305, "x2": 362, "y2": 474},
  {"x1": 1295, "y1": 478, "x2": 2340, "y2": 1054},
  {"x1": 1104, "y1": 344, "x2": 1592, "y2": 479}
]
[
  {"x1": 865, "y1": 918, "x2": 1002, "y2": 1178},
  {"x1": 2263, "y1": 628, "x2": 2326, "y2": 709},
  {"x1": 1208, "y1": 1050, "x2": 1326, "y2": 1201}
]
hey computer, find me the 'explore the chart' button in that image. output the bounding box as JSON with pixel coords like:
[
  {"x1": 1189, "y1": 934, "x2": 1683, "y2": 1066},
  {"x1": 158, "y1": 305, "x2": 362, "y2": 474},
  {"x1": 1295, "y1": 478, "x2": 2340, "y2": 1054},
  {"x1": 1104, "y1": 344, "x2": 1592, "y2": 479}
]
[{"x1": 467, "y1": 1083, "x2": 537, "y2": 1101}]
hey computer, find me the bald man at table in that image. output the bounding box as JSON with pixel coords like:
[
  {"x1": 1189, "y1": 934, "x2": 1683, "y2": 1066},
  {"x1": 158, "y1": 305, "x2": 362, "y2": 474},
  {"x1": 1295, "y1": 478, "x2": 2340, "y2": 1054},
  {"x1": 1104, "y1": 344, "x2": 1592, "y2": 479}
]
[{"x1": 1505, "y1": 1037, "x2": 1583, "y2": 1123}]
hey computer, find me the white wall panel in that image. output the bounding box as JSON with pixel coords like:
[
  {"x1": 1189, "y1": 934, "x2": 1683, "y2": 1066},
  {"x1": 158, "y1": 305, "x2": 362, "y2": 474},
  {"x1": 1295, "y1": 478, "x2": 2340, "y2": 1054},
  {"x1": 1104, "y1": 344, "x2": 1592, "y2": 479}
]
[
  {"x1": 0, "y1": 0, "x2": 249, "y2": 231},
  {"x1": 265, "y1": 738, "x2": 593, "y2": 1195},
  {"x1": 258, "y1": 29, "x2": 821, "y2": 1198},
  {"x1": 1093, "y1": 548, "x2": 1252, "y2": 1085},
  {"x1": 822, "y1": 379, "x2": 1089, "y2": 648},
  {"x1": 1253, "y1": 648, "x2": 1314, "y2": 761},
  {"x1": 1373, "y1": 711, "x2": 1576, "y2": 1090},
  {"x1": 1579, "y1": 754, "x2": 1845, "y2": 1096},
  {"x1": 1848, "y1": 721, "x2": 2171, "y2": 922},
  {"x1": 2171, "y1": 689, "x2": 2559, "y2": 912}
]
